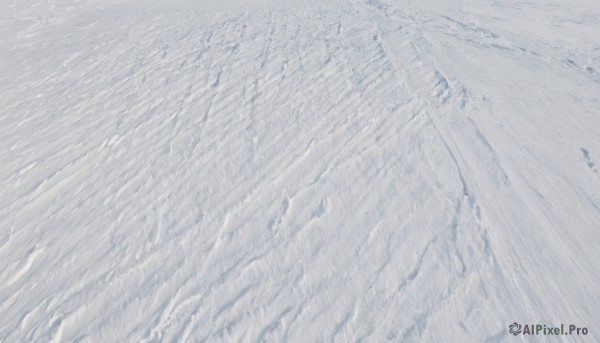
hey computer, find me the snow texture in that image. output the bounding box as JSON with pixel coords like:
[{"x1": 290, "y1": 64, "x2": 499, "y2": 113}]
[{"x1": 1, "y1": 0, "x2": 599, "y2": 341}]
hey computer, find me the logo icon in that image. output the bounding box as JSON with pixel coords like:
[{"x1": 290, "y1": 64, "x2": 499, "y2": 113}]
[{"x1": 509, "y1": 322, "x2": 523, "y2": 336}]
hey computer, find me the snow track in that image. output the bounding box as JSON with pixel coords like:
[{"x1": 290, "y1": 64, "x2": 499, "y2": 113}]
[{"x1": 1, "y1": 0, "x2": 599, "y2": 341}]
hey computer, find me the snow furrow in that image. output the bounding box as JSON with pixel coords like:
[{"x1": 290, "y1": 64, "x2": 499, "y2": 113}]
[{"x1": 1, "y1": 0, "x2": 599, "y2": 341}]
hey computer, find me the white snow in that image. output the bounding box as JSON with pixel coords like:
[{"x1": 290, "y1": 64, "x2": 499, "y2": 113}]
[{"x1": 1, "y1": 0, "x2": 599, "y2": 341}]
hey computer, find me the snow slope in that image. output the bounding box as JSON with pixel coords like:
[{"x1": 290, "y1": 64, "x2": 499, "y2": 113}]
[{"x1": 1, "y1": 0, "x2": 599, "y2": 341}]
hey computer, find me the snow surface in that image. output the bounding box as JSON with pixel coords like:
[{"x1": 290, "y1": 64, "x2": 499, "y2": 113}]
[{"x1": 1, "y1": 0, "x2": 600, "y2": 341}]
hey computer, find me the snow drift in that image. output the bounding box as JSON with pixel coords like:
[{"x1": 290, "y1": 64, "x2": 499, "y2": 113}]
[{"x1": 1, "y1": 0, "x2": 599, "y2": 341}]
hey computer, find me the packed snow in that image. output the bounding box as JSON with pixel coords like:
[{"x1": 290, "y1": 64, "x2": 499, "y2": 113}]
[{"x1": 1, "y1": 0, "x2": 599, "y2": 341}]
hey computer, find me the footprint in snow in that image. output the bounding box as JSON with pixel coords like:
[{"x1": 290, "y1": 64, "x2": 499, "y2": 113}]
[{"x1": 581, "y1": 148, "x2": 597, "y2": 173}]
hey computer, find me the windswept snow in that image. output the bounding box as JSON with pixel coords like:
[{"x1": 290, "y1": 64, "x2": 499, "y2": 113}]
[{"x1": 1, "y1": 0, "x2": 599, "y2": 341}]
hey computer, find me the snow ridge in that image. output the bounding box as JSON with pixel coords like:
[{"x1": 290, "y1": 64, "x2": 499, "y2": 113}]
[{"x1": 1, "y1": 0, "x2": 599, "y2": 341}]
